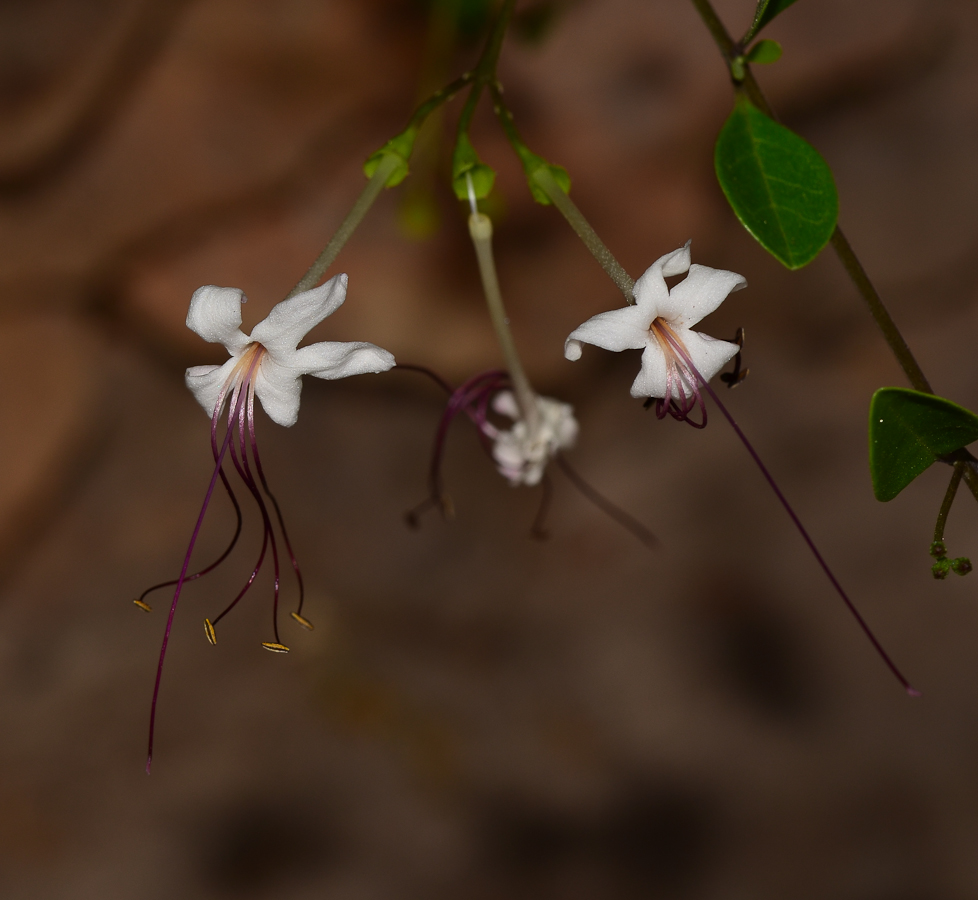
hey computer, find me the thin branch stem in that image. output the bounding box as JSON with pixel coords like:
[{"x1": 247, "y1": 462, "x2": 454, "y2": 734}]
[
  {"x1": 532, "y1": 165, "x2": 636, "y2": 303},
  {"x1": 934, "y1": 461, "x2": 965, "y2": 543},
  {"x1": 286, "y1": 153, "x2": 399, "y2": 298},
  {"x1": 468, "y1": 209, "x2": 540, "y2": 430},
  {"x1": 688, "y1": 0, "x2": 932, "y2": 395}
]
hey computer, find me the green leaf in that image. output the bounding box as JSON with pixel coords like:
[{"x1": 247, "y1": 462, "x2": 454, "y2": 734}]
[
  {"x1": 869, "y1": 388, "x2": 978, "y2": 501},
  {"x1": 746, "y1": 39, "x2": 782, "y2": 64},
  {"x1": 363, "y1": 128, "x2": 417, "y2": 187},
  {"x1": 743, "y1": 0, "x2": 801, "y2": 44},
  {"x1": 714, "y1": 96, "x2": 838, "y2": 269}
]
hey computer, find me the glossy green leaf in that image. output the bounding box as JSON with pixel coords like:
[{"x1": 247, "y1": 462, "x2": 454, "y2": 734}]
[
  {"x1": 714, "y1": 96, "x2": 838, "y2": 269},
  {"x1": 869, "y1": 388, "x2": 978, "y2": 501},
  {"x1": 746, "y1": 39, "x2": 782, "y2": 64},
  {"x1": 743, "y1": 0, "x2": 801, "y2": 43}
]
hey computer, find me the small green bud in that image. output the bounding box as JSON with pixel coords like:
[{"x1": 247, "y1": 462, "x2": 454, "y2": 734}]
[
  {"x1": 363, "y1": 127, "x2": 417, "y2": 187},
  {"x1": 730, "y1": 57, "x2": 746, "y2": 82},
  {"x1": 951, "y1": 557, "x2": 973, "y2": 576},
  {"x1": 932, "y1": 559, "x2": 950, "y2": 580},
  {"x1": 746, "y1": 40, "x2": 783, "y2": 65},
  {"x1": 929, "y1": 540, "x2": 948, "y2": 560},
  {"x1": 451, "y1": 133, "x2": 496, "y2": 201}
]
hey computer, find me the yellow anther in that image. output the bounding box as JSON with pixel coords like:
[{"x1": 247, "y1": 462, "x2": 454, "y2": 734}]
[
  {"x1": 133, "y1": 599, "x2": 152, "y2": 613},
  {"x1": 204, "y1": 619, "x2": 217, "y2": 645},
  {"x1": 261, "y1": 642, "x2": 290, "y2": 653},
  {"x1": 290, "y1": 612, "x2": 314, "y2": 631}
]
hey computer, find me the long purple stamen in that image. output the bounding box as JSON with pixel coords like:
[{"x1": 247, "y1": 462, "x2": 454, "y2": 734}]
[
  {"x1": 146, "y1": 351, "x2": 262, "y2": 774},
  {"x1": 247, "y1": 382, "x2": 304, "y2": 620},
  {"x1": 135, "y1": 470, "x2": 243, "y2": 606},
  {"x1": 406, "y1": 369, "x2": 511, "y2": 525},
  {"x1": 653, "y1": 321, "x2": 919, "y2": 696},
  {"x1": 227, "y1": 383, "x2": 282, "y2": 643}
]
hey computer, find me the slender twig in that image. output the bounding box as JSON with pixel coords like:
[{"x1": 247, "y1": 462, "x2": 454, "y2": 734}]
[
  {"x1": 286, "y1": 153, "x2": 399, "y2": 298},
  {"x1": 688, "y1": 0, "x2": 933, "y2": 395},
  {"x1": 531, "y1": 164, "x2": 636, "y2": 303},
  {"x1": 934, "y1": 461, "x2": 965, "y2": 543}
]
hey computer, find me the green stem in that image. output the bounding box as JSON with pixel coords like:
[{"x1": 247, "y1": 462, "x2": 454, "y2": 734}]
[
  {"x1": 285, "y1": 154, "x2": 399, "y2": 298},
  {"x1": 475, "y1": 0, "x2": 517, "y2": 82},
  {"x1": 532, "y1": 166, "x2": 635, "y2": 303},
  {"x1": 454, "y1": 0, "x2": 517, "y2": 142},
  {"x1": 468, "y1": 209, "x2": 540, "y2": 431},
  {"x1": 689, "y1": 0, "x2": 932, "y2": 395},
  {"x1": 934, "y1": 461, "x2": 965, "y2": 543},
  {"x1": 287, "y1": 73, "x2": 476, "y2": 298},
  {"x1": 829, "y1": 229, "x2": 931, "y2": 393},
  {"x1": 408, "y1": 72, "x2": 474, "y2": 131}
]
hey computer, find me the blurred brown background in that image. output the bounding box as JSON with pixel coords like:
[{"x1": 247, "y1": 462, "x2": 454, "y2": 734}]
[{"x1": 3, "y1": 0, "x2": 978, "y2": 896}]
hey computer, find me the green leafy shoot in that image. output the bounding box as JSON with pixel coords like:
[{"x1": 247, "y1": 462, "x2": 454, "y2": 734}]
[
  {"x1": 714, "y1": 95, "x2": 838, "y2": 269},
  {"x1": 869, "y1": 388, "x2": 978, "y2": 501},
  {"x1": 742, "y1": 0, "x2": 801, "y2": 45}
]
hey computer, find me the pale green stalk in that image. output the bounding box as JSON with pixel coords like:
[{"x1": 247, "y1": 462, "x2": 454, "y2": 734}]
[
  {"x1": 467, "y1": 204, "x2": 540, "y2": 431},
  {"x1": 532, "y1": 167, "x2": 635, "y2": 303},
  {"x1": 285, "y1": 154, "x2": 400, "y2": 299}
]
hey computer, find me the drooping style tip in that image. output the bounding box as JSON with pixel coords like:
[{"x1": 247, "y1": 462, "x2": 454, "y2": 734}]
[
  {"x1": 907, "y1": 686, "x2": 922, "y2": 698},
  {"x1": 145, "y1": 756, "x2": 152, "y2": 775}
]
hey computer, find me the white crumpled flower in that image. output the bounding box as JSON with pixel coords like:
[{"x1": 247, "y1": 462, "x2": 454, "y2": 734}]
[
  {"x1": 488, "y1": 391, "x2": 579, "y2": 486},
  {"x1": 185, "y1": 273, "x2": 395, "y2": 426},
  {"x1": 565, "y1": 242, "x2": 746, "y2": 400}
]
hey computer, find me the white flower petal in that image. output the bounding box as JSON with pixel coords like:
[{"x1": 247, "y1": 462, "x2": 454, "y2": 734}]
[
  {"x1": 295, "y1": 341, "x2": 396, "y2": 380},
  {"x1": 185, "y1": 360, "x2": 237, "y2": 416},
  {"x1": 564, "y1": 305, "x2": 650, "y2": 360},
  {"x1": 659, "y1": 264, "x2": 746, "y2": 328},
  {"x1": 632, "y1": 242, "x2": 691, "y2": 315},
  {"x1": 660, "y1": 241, "x2": 692, "y2": 277},
  {"x1": 680, "y1": 329, "x2": 740, "y2": 384},
  {"x1": 187, "y1": 286, "x2": 250, "y2": 355},
  {"x1": 253, "y1": 356, "x2": 303, "y2": 427},
  {"x1": 629, "y1": 343, "x2": 669, "y2": 398},
  {"x1": 250, "y1": 274, "x2": 348, "y2": 357},
  {"x1": 492, "y1": 391, "x2": 520, "y2": 420},
  {"x1": 489, "y1": 394, "x2": 578, "y2": 486}
]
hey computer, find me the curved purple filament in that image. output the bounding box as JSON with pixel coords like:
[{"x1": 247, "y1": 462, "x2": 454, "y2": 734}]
[{"x1": 652, "y1": 320, "x2": 919, "y2": 696}]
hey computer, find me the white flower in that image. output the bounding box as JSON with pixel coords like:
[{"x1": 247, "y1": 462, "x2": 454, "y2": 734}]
[
  {"x1": 564, "y1": 242, "x2": 746, "y2": 399},
  {"x1": 184, "y1": 274, "x2": 395, "y2": 426},
  {"x1": 488, "y1": 391, "x2": 579, "y2": 486}
]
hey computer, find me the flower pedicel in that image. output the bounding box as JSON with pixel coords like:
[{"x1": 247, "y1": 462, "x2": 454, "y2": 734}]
[{"x1": 139, "y1": 274, "x2": 394, "y2": 772}]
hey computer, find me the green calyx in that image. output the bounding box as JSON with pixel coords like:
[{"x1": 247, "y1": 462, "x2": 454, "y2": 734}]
[
  {"x1": 363, "y1": 127, "x2": 418, "y2": 188},
  {"x1": 521, "y1": 149, "x2": 570, "y2": 205},
  {"x1": 451, "y1": 132, "x2": 496, "y2": 201}
]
